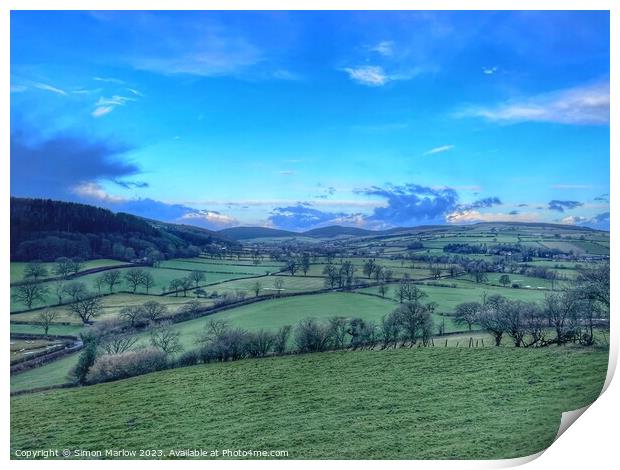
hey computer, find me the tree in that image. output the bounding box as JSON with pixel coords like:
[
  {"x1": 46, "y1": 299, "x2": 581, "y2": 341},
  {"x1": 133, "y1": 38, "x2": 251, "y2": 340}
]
[
  {"x1": 13, "y1": 281, "x2": 48, "y2": 309},
  {"x1": 363, "y1": 259, "x2": 377, "y2": 279},
  {"x1": 339, "y1": 261, "x2": 356, "y2": 289},
  {"x1": 120, "y1": 306, "x2": 146, "y2": 327},
  {"x1": 252, "y1": 280, "x2": 262, "y2": 297},
  {"x1": 70, "y1": 341, "x2": 97, "y2": 385},
  {"x1": 100, "y1": 335, "x2": 138, "y2": 355},
  {"x1": 380, "y1": 311, "x2": 401, "y2": 349},
  {"x1": 52, "y1": 280, "x2": 65, "y2": 305},
  {"x1": 499, "y1": 274, "x2": 511, "y2": 287},
  {"x1": 37, "y1": 309, "x2": 58, "y2": 336},
  {"x1": 328, "y1": 317, "x2": 349, "y2": 349},
  {"x1": 245, "y1": 329, "x2": 275, "y2": 357},
  {"x1": 142, "y1": 271, "x2": 156, "y2": 294},
  {"x1": 273, "y1": 278, "x2": 284, "y2": 297},
  {"x1": 142, "y1": 300, "x2": 168, "y2": 322},
  {"x1": 378, "y1": 282, "x2": 389, "y2": 298},
  {"x1": 62, "y1": 281, "x2": 87, "y2": 302},
  {"x1": 300, "y1": 253, "x2": 311, "y2": 276},
  {"x1": 150, "y1": 321, "x2": 183, "y2": 355},
  {"x1": 323, "y1": 263, "x2": 340, "y2": 289},
  {"x1": 169, "y1": 278, "x2": 183, "y2": 296},
  {"x1": 189, "y1": 270, "x2": 206, "y2": 288},
  {"x1": 180, "y1": 277, "x2": 193, "y2": 297},
  {"x1": 574, "y1": 262, "x2": 609, "y2": 311},
  {"x1": 394, "y1": 301, "x2": 433, "y2": 347},
  {"x1": 286, "y1": 258, "x2": 298, "y2": 276},
  {"x1": 54, "y1": 257, "x2": 73, "y2": 278},
  {"x1": 69, "y1": 258, "x2": 84, "y2": 275},
  {"x1": 430, "y1": 265, "x2": 442, "y2": 280},
  {"x1": 23, "y1": 261, "x2": 48, "y2": 281},
  {"x1": 477, "y1": 295, "x2": 508, "y2": 346},
  {"x1": 454, "y1": 302, "x2": 480, "y2": 331},
  {"x1": 102, "y1": 270, "x2": 122, "y2": 293},
  {"x1": 124, "y1": 268, "x2": 146, "y2": 293},
  {"x1": 94, "y1": 275, "x2": 106, "y2": 294},
  {"x1": 68, "y1": 294, "x2": 103, "y2": 324},
  {"x1": 273, "y1": 325, "x2": 292, "y2": 354}
]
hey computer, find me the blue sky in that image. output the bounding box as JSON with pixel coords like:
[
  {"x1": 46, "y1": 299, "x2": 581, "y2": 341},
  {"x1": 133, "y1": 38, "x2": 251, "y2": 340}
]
[{"x1": 10, "y1": 11, "x2": 610, "y2": 231}]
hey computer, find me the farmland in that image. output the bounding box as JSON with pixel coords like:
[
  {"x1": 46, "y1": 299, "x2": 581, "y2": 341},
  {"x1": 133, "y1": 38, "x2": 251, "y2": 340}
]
[
  {"x1": 9, "y1": 220, "x2": 610, "y2": 459},
  {"x1": 11, "y1": 346, "x2": 608, "y2": 459}
]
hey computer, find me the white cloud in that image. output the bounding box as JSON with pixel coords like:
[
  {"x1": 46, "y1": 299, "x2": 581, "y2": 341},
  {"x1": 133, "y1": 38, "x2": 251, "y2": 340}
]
[
  {"x1": 368, "y1": 41, "x2": 395, "y2": 57},
  {"x1": 456, "y1": 80, "x2": 609, "y2": 125},
  {"x1": 482, "y1": 66, "x2": 498, "y2": 75},
  {"x1": 72, "y1": 182, "x2": 126, "y2": 202},
  {"x1": 33, "y1": 82, "x2": 67, "y2": 95},
  {"x1": 127, "y1": 88, "x2": 143, "y2": 96},
  {"x1": 180, "y1": 211, "x2": 238, "y2": 228},
  {"x1": 10, "y1": 85, "x2": 28, "y2": 93},
  {"x1": 446, "y1": 210, "x2": 540, "y2": 224},
  {"x1": 91, "y1": 106, "x2": 114, "y2": 118},
  {"x1": 425, "y1": 145, "x2": 454, "y2": 155},
  {"x1": 278, "y1": 170, "x2": 296, "y2": 176},
  {"x1": 343, "y1": 66, "x2": 389, "y2": 87},
  {"x1": 92, "y1": 95, "x2": 136, "y2": 118},
  {"x1": 94, "y1": 77, "x2": 126, "y2": 84}
]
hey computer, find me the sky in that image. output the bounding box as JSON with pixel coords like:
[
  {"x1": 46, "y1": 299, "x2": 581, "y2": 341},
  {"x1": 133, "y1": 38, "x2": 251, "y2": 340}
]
[{"x1": 10, "y1": 11, "x2": 610, "y2": 231}]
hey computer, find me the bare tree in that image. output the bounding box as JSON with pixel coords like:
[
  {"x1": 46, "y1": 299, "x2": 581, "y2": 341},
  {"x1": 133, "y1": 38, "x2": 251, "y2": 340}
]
[
  {"x1": 124, "y1": 268, "x2": 146, "y2": 293},
  {"x1": 142, "y1": 300, "x2": 168, "y2": 322},
  {"x1": 454, "y1": 302, "x2": 481, "y2": 331},
  {"x1": 273, "y1": 278, "x2": 284, "y2": 297},
  {"x1": 273, "y1": 325, "x2": 292, "y2": 354},
  {"x1": 188, "y1": 270, "x2": 206, "y2": 288},
  {"x1": 120, "y1": 306, "x2": 146, "y2": 327},
  {"x1": 102, "y1": 270, "x2": 122, "y2": 293},
  {"x1": 23, "y1": 261, "x2": 48, "y2": 281},
  {"x1": 142, "y1": 272, "x2": 156, "y2": 294},
  {"x1": 100, "y1": 335, "x2": 138, "y2": 355},
  {"x1": 252, "y1": 280, "x2": 262, "y2": 297},
  {"x1": 13, "y1": 281, "x2": 48, "y2": 309},
  {"x1": 37, "y1": 309, "x2": 59, "y2": 336},
  {"x1": 150, "y1": 321, "x2": 183, "y2": 354},
  {"x1": 62, "y1": 281, "x2": 87, "y2": 302},
  {"x1": 68, "y1": 295, "x2": 103, "y2": 324},
  {"x1": 53, "y1": 280, "x2": 65, "y2": 305}
]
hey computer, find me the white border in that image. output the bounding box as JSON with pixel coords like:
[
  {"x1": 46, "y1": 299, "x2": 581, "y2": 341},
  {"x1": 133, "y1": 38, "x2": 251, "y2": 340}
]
[{"x1": 2, "y1": 1, "x2": 616, "y2": 468}]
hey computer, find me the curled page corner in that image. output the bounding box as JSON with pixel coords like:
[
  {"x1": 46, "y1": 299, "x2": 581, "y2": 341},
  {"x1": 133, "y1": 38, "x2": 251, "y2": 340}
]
[{"x1": 554, "y1": 405, "x2": 590, "y2": 442}]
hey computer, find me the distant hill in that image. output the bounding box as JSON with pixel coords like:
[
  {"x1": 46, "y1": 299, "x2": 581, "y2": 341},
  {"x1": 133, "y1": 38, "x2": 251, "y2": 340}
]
[
  {"x1": 10, "y1": 197, "x2": 238, "y2": 261},
  {"x1": 302, "y1": 225, "x2": 376, "y2": 238},
  {"x1": 218, "y1": 226, "x2": 298, "y2": 240}
]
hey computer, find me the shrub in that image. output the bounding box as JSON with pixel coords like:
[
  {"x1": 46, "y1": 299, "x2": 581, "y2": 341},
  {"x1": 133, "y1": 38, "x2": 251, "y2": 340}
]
[
  {"x1": 294, "y1": 318, "x2": 333, "y2": 353},
  {"x1": 174, "y1": 349, "x2": 201, "y2": 367},
  {"x1": 86, "y1": 348, "x2": 168, "y2": 384}
]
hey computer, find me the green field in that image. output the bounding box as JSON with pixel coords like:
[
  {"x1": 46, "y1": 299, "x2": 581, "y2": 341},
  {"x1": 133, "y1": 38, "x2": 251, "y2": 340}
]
[
  {"x1": 10, "y1": 259, "x2": 131, "y2": 284},
  {"x1": 11, "y1": 352, "x2": 80, "y2": 392},
  {"x1": 357, "y1": 281, "x2": 548, "y2": 314},
  {"x1": 11, "y1": 347, "x2": 607, "y2": 459}
]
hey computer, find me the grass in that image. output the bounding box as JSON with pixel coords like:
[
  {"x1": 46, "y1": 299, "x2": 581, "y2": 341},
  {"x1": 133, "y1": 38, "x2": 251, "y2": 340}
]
[
  {"x1": 10, "y1": 346, "x2": 608, "y2": 459},
  {"x1": 357, "y1": 281, "x2": 548, "y2": 314},
  {"x1": 10, "y1": 352, "x2": 80, "y2": 392},
  {"x1": 10, "y1": 323, "x2": 83, "y2": 337},
  {"x1": 10, "y1": 259, "x2": 130, "y2": 284}
]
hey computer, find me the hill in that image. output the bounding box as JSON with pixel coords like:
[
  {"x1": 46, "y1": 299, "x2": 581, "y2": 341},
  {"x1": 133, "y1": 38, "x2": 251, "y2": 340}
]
[
  {"x1": 302, "y1": 225, "x2": 376, "y2": 238},
  {"x1": 218, "y1": 226, "x2": 298, "y2": 240},
  {"x1": 10, "y1": 197, "x2": 238, "y2": 262},
  {"x1": 11, "y1": 347, "x2": 606, "y2": 459}
]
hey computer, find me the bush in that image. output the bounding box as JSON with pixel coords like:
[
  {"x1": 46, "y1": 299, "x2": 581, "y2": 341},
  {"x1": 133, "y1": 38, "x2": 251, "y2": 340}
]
[
  {"x1": 86, "y1": 348, "x2": 168, "y2": 384},
  {"x1": 174, "y1": 349, "x2": 201, "y2": 367},
  {"x1": 294, "y1": 318, "x2": 333, "y2": 353}
]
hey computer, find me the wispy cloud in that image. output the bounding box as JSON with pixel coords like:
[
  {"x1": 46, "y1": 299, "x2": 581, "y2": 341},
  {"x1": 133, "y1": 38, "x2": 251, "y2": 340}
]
[
  {"x1": 368, "y1": 40, "x2": 395, "y2": 57},
  {"x1": 92, "y1": 95, "x2": 136, "y2": 118},
  {"x1": 342, "y1": 65, "x2": 428, "y2": 87},
  {"x1": 343, "y1": 66, "x2": 389, "y2": 86},
  {"x1": 33, "y1": 82, "x2": 67, "y2": 95},
  {"x1": 94, "y1": 77, "x2": 126, "y2": 84},
  {"x1": 455, "y1": 80, "x2": 609, "y2": 125},
  {"x1": 10, "y1": 84, "x2": 28, "y2": 93},
  {"x1": 481, "y1": 66, "x2": 498, "y2": 75},
  {"x1": 424, "y1": 145, "x2": 454, "y2": 155},
  {"x1": 278, "y1": 170, "x2": 296, "y2": 176}
]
